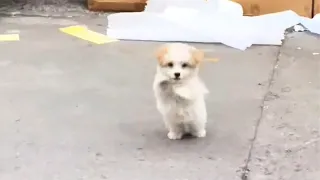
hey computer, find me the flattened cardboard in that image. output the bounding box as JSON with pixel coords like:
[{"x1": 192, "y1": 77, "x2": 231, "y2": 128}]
[
  {"x1": 232, "y1": 0, "x2": 312, "y2": 17},
  {"x1": 88, "y1": 0, "x2": 147, "y2": 12}
]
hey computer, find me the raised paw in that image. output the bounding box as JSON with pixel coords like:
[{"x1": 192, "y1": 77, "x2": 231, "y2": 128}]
[{"x1": 167, "y1": 132, "x2": 183, "y2": 140}]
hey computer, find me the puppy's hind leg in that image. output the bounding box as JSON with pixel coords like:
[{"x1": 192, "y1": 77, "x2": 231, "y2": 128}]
[
  {"x1": 190, "y1": 112, "x2": 207, "y2": 138},
  {"x1": 191, "y1": 121, "x2": 207, "y2": 138},
  {"x1": 164, "y1": 119, "x2": 184, "y2": 140},
  {"x1": 190, "y1": 100, "x2": 207, "y2": 138}
]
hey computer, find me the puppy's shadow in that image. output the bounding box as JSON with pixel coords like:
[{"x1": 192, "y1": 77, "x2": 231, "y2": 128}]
[{"x1": 181, "y1": 133, "x2": 197, "y2": 140}]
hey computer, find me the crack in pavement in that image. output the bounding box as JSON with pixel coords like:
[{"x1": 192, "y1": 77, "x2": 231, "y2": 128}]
[{"x1": 240, "y1": 43, "x2": 284, "y2": 180}]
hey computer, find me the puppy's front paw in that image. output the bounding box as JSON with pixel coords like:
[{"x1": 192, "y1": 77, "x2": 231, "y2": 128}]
[
  {"x1": 194, "y1": 130, "x2": 206, "y2": 138},
  {"x1": 167, "y1": 132, "x2": 183, "y2": 140},
  {"x1": 174, "y1": 86, "x2": 192, "y2": 100}
]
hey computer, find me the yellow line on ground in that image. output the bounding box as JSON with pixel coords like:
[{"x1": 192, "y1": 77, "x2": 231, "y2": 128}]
[
  {"x1": 59, "y1": 25, "x2": 118, "y2": 44},
  {"x1": 0, "y1": 34, "x2": 20, "y2": 42},
  {"x1": 205, "y1": 58, "x2": 219, "y2": 63}
]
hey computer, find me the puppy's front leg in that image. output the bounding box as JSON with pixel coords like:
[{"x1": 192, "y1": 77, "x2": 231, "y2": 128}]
[{"x1": 173, "y1": 86, "x2": 193, "y2": 100}]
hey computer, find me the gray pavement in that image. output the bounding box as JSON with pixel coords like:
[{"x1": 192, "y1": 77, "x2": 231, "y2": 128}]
[{"x1": 0, "y1": 16, "x2": 319, "y2": 180}]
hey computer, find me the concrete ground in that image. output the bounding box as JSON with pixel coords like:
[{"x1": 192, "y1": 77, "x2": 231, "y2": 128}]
[{"x1": 0, "y1": 15, "x2": 319, "y2": 180}]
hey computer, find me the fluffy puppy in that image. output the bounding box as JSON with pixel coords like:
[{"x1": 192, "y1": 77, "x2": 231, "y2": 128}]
[{"x1": 153, "y1": 43, "x2": 209, "y2": 140}]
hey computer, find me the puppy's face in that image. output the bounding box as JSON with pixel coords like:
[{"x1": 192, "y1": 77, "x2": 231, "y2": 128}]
[{"x1": 156, "y1": 43, "x2": 204, "y2": 82}]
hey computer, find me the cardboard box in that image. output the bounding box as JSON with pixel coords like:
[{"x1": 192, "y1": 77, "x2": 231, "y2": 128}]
[
  {"x1": 88, "y1": 0, "x2": 147, "y2": 12},
  {"x1": 314, "y1": 0, "x2": 320, "y2": 15},
  {"x1": 232, "y1": 0, "x2": 313, "y2": 17}
]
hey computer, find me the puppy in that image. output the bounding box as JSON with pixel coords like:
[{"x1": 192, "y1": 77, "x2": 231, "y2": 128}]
[{"x1": 153, "y1": 43, "x2": 209, "y2": 140}]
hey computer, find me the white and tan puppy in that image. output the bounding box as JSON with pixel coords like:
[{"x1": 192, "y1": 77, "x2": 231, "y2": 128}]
[{"x1": 153, "y1": 43, "x2": 209, "y2": 140}]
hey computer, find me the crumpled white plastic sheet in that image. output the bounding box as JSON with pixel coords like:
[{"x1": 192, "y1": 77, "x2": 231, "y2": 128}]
[{"x1": 106, "y1": 0, "x2": 320, "y2": 50}]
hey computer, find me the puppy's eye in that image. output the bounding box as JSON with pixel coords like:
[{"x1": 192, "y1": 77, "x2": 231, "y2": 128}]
[
  {"x1": 181, "y1": 63, "x2": 189, "y2": 68},
  {"x1": 167, "y1": 62, "x2": 174, "y2": 68}
]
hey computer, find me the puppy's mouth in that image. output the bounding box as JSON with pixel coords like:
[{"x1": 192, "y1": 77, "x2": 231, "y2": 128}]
[{"x1": 173, "y1": 77, "x2": 181, "y2": 81}]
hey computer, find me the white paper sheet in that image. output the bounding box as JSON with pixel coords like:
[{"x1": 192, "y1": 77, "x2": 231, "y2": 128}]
[
  {"x1": 107, "y1": 0, "x2": 253, "y2": 50},
  {"x1": 301, "y1": 14, "x2": 320, "y2": 35},
  {"x1": 144, "y1": 0, "x2": 220, "y2": 14},
  {"x1": 106, "y1": 0, "x2": 320, "y2": 50}
]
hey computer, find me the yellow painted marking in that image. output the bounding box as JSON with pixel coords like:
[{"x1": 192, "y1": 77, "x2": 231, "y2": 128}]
[
  {"x1": 0, "y1": 34, "x2": 20, "y2": 41},
  {"x1": 205, "y1": 58, "x2": 219, "y2": 63},
  {"x1": 59, "y1": 25, "x2": 118, "y2": 44}
]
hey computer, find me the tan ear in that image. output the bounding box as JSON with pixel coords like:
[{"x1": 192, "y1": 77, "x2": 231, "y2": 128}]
[
  {"x1": 191, "y1": 48, "x2": 204, "y2": 65},
  {"x1": 155, "y1": 44, "x2": 168, "y2": 66}
]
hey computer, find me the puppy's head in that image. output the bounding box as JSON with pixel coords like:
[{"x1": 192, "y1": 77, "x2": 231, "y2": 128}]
[{"x1": 155, "y1": 43, "x2": 204, "y2": 82}]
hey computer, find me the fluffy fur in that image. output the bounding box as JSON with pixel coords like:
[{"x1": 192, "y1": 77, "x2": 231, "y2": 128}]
[{"x1": 153, "y1": 43, "x2": 209, "y2": 140}]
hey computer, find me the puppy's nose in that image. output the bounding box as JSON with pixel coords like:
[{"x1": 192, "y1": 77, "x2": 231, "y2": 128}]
[{"x1": 174, "y1": 72, "x2": 180, "y2": 78}]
